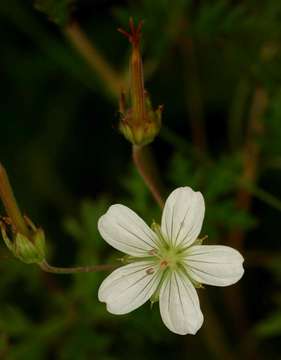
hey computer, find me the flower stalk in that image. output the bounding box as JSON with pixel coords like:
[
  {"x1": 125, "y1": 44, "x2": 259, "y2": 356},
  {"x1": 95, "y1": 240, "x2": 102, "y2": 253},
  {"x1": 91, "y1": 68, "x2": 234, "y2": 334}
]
[
  {"x1": 132, "y1": 145, "x2": 164, "y2": 209},
  {"x1": 0, "y1": 163, "x2": 29, "y2": 237},
  {"x1": 39, "y1": 260, "x2": 118, "y2": 274}
]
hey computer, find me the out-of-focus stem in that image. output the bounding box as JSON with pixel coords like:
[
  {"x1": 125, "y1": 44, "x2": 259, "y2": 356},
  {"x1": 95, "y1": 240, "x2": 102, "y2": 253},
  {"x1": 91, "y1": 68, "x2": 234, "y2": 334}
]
[
  {"x1": 132, "y1": 145, "x2": 165, "y2": 209},
  {"x1": 39, "y1": 260, "x2": 117, "y2": 274},
  {"x1": 0, "y1": 334, "x2": 9, "y2": 358},
  {"x1": 0, "y1": 163, "x2": 29, "y2": 237},
  {"x1": 245, "y1": 250, "x2": 281, "y2": 267},
  {"x1": 224, "y1": 87, "x2": 268, "y2": 359},
  {"x1": 64, "y1": 21, "x2": 124, "y2": 98},
  {"x1": 201, "y1": 294, "x2": 236, "y2": 360},
  {"x1": 182, "y1": 37, "x2": 207, "y2": 154},
  {"x1": 228, "y1": 86, "x2": 268, "y2": 251},
  {"x1": 241, "y1": 181, "x2": 281, "y2": 212},
  {"x1": 228, "y1": 78, "x2": 251, "y2": 150}
]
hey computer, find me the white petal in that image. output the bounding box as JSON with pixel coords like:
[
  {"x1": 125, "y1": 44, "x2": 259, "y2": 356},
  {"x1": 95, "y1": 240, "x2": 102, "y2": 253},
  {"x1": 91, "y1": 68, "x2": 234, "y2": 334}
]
[
  {"x1": 184, "y1": 245, "x2": 244, "y2": 287},
  {"x1": 98, "y1": 261, "x2": 161, "y2": 315},
  {"x1": 161, "y1": 187, "x2": 205, "y2": 248},
  {"x1": 98, "y1": 204, "x2": 159, "y2": 256},
  {"x1": 159, "y1": 270, "x2": 203, "y2": 335}
]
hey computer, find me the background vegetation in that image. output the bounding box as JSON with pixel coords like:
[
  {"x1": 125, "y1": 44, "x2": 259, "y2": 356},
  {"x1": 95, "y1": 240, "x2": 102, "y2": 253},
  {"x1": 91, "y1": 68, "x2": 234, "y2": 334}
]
[{"x1": 0, "y1": 0, "x2": 281, "y2": 359}]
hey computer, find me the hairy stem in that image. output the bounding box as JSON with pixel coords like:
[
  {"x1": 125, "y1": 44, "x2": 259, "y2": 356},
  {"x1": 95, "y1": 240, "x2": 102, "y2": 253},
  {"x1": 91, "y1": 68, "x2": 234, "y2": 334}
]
[
  {"x1": 0, "y1": 163, "x2": 29, "y2": 237},
  {"x1": 39, "y1": 260, "x2": 118, "y2": 274},
  {"x1": 132, "y1": 145, "x2": 165, "y2": 209}
]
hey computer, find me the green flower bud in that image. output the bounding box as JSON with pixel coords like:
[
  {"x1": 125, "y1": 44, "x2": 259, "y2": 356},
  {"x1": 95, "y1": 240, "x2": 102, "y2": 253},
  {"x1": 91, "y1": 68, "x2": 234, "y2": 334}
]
[
  {"x1": 0, "y1": 164, "x2": 46, "y2": 265},
  {"x1": 14, "y1": 229, "x2": 46, "y2": 264},
  {"x1": 119, "y1": 99, "x2": 162, "y2": 146},
  {"x1": 0, "y1": 218, "x2": 46, "y2": 264}
]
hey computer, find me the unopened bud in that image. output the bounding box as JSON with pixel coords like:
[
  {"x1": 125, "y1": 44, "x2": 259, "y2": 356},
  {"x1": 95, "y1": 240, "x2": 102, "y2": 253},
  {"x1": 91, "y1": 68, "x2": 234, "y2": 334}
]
[
  {"x1": 0, "y1": 163, "x2": 46, "y2": 264},
  {"x1": 0, "y1": 218, "x2": 46, "y2": 264}
]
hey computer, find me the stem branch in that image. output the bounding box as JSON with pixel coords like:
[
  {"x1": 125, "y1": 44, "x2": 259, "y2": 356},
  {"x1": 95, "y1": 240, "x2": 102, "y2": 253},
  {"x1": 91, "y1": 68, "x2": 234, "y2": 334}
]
[{"x1": 39, "y1": 260, "x2": 118, "y2": 274}]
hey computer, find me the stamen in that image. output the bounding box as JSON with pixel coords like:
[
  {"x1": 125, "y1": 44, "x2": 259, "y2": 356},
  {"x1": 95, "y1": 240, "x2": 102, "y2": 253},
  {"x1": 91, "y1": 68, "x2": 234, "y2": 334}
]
[{"x1": 160, "y1": 260, "x2": 168, "y2": 269}]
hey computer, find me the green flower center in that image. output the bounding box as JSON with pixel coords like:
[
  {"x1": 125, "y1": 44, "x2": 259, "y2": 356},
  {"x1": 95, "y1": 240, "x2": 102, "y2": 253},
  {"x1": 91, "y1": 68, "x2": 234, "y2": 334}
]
[
  {"x1": 150, "y1": 222, "x2": 185, "y2": 270},
  {"x1": 157, "y1": 245, "x2": 182, "y2": 269}
]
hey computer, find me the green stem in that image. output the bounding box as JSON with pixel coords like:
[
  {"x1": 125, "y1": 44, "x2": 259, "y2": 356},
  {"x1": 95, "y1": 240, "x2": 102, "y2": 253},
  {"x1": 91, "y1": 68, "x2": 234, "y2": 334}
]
[
  {"x1": 39, "y1": 260, "x2": 118, "y2": 274},
  {"x1": 0, "y1": 163, "x2": 29, "y2": 237}
]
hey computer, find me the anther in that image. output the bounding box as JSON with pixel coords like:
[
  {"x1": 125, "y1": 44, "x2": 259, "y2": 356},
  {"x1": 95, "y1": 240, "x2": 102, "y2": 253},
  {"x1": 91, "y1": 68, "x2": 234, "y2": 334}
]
[
  {"x1": 148, "y1": 249, "x2": 157, "y2": 256},
  {"x1": 146, "y1": 267, "x2": 155, "y2": 275},
  {"x1": 160, "y1": 260, "x2": 168, "y2": 269}
]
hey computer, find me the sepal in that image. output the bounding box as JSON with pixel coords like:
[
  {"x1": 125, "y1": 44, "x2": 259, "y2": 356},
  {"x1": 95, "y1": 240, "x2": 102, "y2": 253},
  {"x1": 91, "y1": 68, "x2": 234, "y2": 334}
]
[{"x1": 0, "y1": 218, "x2": 46, "y2": 264}]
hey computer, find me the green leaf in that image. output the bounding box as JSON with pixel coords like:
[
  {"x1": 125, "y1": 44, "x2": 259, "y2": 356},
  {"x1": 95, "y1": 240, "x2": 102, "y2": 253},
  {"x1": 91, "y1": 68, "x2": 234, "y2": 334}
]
[
  {"x1": 255, "y1": 311, "x2": 281, "y2": 338},
  {"x1": 0, "y1": 306, "x2": 31, "y2": 336}
]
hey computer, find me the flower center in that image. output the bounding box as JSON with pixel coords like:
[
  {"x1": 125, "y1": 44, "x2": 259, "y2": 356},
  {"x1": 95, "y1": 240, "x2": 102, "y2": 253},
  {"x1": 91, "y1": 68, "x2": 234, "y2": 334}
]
[
  {"x1": 150, "y1": 222, "x2": 184, "y2": 270},
  {"x1": 158, "y1": 246, "x2": 182, "y2": 270}
]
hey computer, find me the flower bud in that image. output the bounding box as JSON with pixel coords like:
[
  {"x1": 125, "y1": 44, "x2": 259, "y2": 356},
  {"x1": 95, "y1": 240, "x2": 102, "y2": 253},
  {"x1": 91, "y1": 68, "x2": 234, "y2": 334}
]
[
  {"x1": 118, "y1": 18, "x2": 163, "y2": 146},
  {"x1": 0, "y1": 164, "x2": 46, "y2": 264},
  {"x1": 0, "y1": 218, "x2": 46, "y2": 264}
]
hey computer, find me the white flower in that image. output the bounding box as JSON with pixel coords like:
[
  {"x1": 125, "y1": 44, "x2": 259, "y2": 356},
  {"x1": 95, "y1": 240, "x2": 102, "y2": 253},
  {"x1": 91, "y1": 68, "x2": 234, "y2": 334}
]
[{"x1": 98, "y1": 187, "x2": 244, "y2": 335}]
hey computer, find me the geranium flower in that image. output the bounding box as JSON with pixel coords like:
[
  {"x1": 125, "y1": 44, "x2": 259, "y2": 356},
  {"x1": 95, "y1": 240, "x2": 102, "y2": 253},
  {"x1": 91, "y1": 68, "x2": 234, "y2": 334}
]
[{"x1": 98, "y1": 187, "x2": 244, "y2": 335}]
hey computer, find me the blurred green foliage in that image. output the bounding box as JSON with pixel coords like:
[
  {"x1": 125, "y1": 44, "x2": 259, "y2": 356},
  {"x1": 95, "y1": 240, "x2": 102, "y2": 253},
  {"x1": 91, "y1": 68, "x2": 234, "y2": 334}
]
[
  {"x1": 0, "y1": 0, "x2": 281, "y2": 359},
  {"x1": 34, "y1": 0, "x2": 74, "y2": 26}
]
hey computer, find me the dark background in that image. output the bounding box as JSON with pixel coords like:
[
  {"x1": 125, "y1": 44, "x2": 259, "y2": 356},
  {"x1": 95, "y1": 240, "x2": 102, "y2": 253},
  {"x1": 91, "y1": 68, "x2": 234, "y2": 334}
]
[{"x1": 0, "y1": 0, "x2": 281, "y2": 359}]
